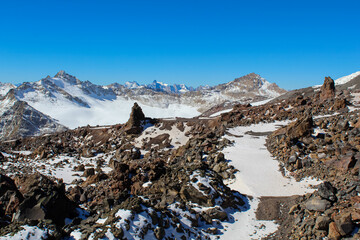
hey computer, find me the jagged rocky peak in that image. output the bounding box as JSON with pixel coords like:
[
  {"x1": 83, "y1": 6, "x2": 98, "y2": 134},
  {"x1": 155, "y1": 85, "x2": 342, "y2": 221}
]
[
  {"x1": 220, "y1": 72, "x2": 286, "y2": 97},
  {"x1": 320, "y1": 76, "x2": 335, "y2": 100},
  {"x1": 125, "y1": 81, "x2": 140, "y2": 89},
  {"x1": 123, "y1": 102, "x2": 146, "y2": 134},
  {"x1": 53, "y1": 70, "x2": 80, "y2": 85},
  {"x1": 234, "y1": 72, "x2": 263, "y2": 83},
  {"x1": 4, "y1": 88, "x2": 16, "y2": 99}
]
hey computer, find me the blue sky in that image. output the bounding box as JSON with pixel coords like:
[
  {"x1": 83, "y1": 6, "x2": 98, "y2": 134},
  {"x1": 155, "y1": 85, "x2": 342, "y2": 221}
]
[{"x1": 0, "y1": 0, "x2": 359, "y2": 90}]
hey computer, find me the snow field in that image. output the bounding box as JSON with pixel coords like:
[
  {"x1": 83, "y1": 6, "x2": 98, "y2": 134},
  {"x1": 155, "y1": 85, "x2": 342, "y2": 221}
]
[
  {"x1": 133, "y1": 122, "x2": 191, "y2": 149},
  {"x1": 218, "y1": 121, "x2": 321, "y2": 239},
  {"x1": 0, "y1": 226, "x2": 53, "y2": 240}
]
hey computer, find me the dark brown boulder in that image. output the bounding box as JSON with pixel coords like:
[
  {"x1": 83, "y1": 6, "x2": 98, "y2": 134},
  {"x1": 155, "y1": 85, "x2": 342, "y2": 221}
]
[
  {"x1": 334, "y1": 155, "x2": 357, "y2": 171},
  {"x1": 328, "y1": 221, "x2": 341, "y2": 240},
  {"x1": 334, "y1": 213, "x2": 354, "y2": 236},
  {"x1": 143, "y1": 133, "x2": 171, "y2": 150},
  {"x1": 0, "y1": 174, "x2": 24, "y2": 219},
  {"x1": 317, "y1": 181, "x2": 337, "y2": 202},
  {"x1": 13, "y1": 174, "x2": 77, "y2": 226},
  {"x1": 202, "y1": 207, "x2": 228, "y2": 224},
  {"x1": 118, "y1": 197, "x2": 143, "y2": 213},
  {"x1": 123, "y1": 103, "x2": 146, "y2": 135},
  {"x1": 273, "y1": 115, "x2": 313, "y2": 141},
  {"x1": 180, "y1": 185, "x2": 212, "y2": 207},
  {"x1": 320, "y1": 77, "x2": 335, "y2": 101},
  {"x1": 83, "y1": 168, "x2": 95, "y2": 177},
  {"x1": 332, "y1": 98, "x2": 347, "y2": 110},
  {"x1": 355, "y1": 116, "x2": 360, "y2": 128},
  {"x1": 0, "y1": 152, "x2": 6, "y2": 162}
]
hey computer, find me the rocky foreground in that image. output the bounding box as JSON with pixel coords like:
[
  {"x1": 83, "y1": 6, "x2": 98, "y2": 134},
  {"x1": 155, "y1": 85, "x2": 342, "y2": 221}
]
[{"x1": 0, "y1": 77, "x2": 359, "y2": 239}]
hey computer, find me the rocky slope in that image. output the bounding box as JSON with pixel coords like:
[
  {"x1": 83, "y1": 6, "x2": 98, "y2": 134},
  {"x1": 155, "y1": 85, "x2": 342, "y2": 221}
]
[
  {"x1": 0, "y1": 90, "x2": 67, "y2": 141},
  {"x1": 265, "y1": 78, "x2": 360, "y2": 239},
  {"x1": 0, "y1": 72, "x2": 359, "y2": 239},
  {"x1": 0, "y1": 103, "x2": 248, "y2": 239}
]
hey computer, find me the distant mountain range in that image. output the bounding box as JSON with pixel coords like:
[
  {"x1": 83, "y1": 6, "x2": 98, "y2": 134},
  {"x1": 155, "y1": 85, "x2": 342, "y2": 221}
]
[
  {"x1": 0, "y1": 70, "x2": 288, "y2": 140},
  {"x1": 1, "y1": 70, "x2": 360, "y2": 140}
]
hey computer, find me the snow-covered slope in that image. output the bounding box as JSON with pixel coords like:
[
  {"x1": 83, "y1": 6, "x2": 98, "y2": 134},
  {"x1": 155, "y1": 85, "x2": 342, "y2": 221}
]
[
  {"x1": 10, "y1": 71, "x2": 285, "y2": 129},
  {"x1": 0, "y1": 82, "x2": 15, "y2": 97},
  {"x1": 181, "y1": 73, "x2": 286, "y2": 112},
  {"x1": 335, "y1": 71, "x2": 360, "y2": 85},
  {"x1": 14, "y1": 72, "x2": 200, "y2": 128},
  {"x1": 0, "y1": 90, "x2": 67, "y2": 140}
]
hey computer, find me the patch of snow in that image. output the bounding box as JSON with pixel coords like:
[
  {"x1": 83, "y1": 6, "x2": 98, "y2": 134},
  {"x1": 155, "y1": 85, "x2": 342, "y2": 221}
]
[
  {"x1": 351, "y1": 92, "x2": 360, "y2": 106},
  {"x1": 219, "y1": 121, "x2": 322, "y2": 239},
  {"x1": 190, "y1": 171, "x2": 215, "y2": 196},
  {"x1": 115, "y1": 209, "x2": 133, "y2": 219},
  {"x1": 133, "y1": 123, "x2": 191, "y2": 149},
  {"x1": 104, "y1": 229, "x2": 116, "y2": 240},
  {"x1": 313, "y1": 113, "x2": 340, "y2": 119},
  {"x1": 223, "y1": 121, "x2": 321, "y2": 197},
  {"x1": 0, "y1": 83, "x2": 15, "y2": 96},
  {"x1": 142, "y1": 181, "x2": 152, "y2": 188},
  {"x1": 11, "y1": 150, "x2": 32, "y2": 155},
  {"x1": 69, "y1": 229, "x2": 83, "y2": 240},
  {"x1": 209, "y1": 109, "x2": 233, "y2": 117},
  {"x1": 96, "y1": 217, "x2": 108, "y2": 224},
  {"x1": 220, "y1": 198, "x2": 279, "y2": 240},
  {"x1": 251, "y1": 98, "x2": 274, "y2": 106},
  {"x1": 0, "y1": 226, "x2": 53, "y2": 240},
  {"x1": 312, "y1": 127, "x2": 327, "y2": 137}
]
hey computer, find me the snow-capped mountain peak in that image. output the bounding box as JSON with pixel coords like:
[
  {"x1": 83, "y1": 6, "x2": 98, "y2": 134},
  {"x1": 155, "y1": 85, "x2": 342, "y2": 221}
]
[
  {"x1": 124, "y1": 81, "x2": 141, "y2": 89},
  {"x1": 53, "y1": 70, "x2": 81, "y2": 85},
  {"x1": 3, "y1": 71, "x2": 287, "y2": 131},
  {"x1": 144, "y1": 80, "x2": 193, "y2": 94},
  {"x1": 0, "y1": 82, "x2": 15, "y2": 97}
]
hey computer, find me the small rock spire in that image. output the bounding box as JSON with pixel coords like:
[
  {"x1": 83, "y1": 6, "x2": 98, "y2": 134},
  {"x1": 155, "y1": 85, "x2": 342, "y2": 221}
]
[
  {"x1": 320, "y1": 77, "x2": 335, "y2": 101},
  {"x1": 123, "y1": 103, "x2": 146, "y2": 134}
]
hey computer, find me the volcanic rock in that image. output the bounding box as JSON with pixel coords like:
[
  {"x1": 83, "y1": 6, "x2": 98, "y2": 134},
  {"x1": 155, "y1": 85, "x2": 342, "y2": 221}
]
[
  {"x1": 304, "y1": 196, "x2": 331, "y2": 212},
  {"x1": 274, "y1": 115, "x2": 313, "y2": 141},
  {"x1": 180, "y1": 185, "x2": 211, "y2": 207},
  {"x1": 318, "y1": 181, "x2": 337, "y2": 202},
  {"x1": 334, "y1": 155, "x2": 357, "y2": 171},
  {"x1": 123, "y1": 103, "x2": 146, "y2": 135},
  {"x1": 83, "y1": 168, "x2": 95, "y2": 177},
  {"x1": 320, "y1": 77, "x2": 335, "y2": 101},
  {"x1": 334, "y1": 213, "x2": 354, "y2": 236},
  {"x1": 328, "y1": 222, "x2": 341, "y2": 240},
  {"x1": 0, "y1": 152, "x2": 5, "y2": 162},
  {"x1": 0, "y1": 174, "x2": 24, "y2": 218},
  {"x1": 314, "y1": 216, "x2": 331, "y2": 230},
  {"x1": 202, "y1": 207, "x2": 228, "y2": 224},
  {"x1": 13, "y1": 174, "x2": 77, "y2": 226}
]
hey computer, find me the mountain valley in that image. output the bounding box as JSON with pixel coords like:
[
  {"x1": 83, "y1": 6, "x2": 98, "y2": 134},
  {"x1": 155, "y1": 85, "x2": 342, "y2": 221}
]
[{"x1": 0, "y1": 72, "x2": 359, "y2": 239}]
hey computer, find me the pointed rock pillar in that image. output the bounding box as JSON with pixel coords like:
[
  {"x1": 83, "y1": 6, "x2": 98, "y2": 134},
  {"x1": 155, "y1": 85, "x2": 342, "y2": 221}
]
[
  {"x1": 320, "y1": 77, "x2": 335, "y2": 101},
  {"x1": 123, "y1": 102, "x2": 146, "y2": 134}
]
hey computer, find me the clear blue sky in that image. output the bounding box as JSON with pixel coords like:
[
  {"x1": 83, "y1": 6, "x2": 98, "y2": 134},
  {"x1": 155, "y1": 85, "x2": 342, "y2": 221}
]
[{"x1": 0, "y1": 0, "x2": 359, "y2": 90}]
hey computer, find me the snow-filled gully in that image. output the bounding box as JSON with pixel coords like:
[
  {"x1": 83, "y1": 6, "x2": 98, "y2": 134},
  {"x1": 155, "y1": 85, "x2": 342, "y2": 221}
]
[{"x1": 218, "y1": 121, "x2": 321, "y2": 239}]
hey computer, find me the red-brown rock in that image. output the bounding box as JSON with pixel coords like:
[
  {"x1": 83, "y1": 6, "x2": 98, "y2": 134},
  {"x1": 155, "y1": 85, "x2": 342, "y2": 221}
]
[{"x1": 320, "y1": 77, "x2": 335, "y2": 101}]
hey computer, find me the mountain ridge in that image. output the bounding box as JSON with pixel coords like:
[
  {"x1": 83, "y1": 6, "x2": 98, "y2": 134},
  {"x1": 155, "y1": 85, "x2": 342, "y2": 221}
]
[{"x1": 1, "y1": 71, "x2": 286, "y2": 130}]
